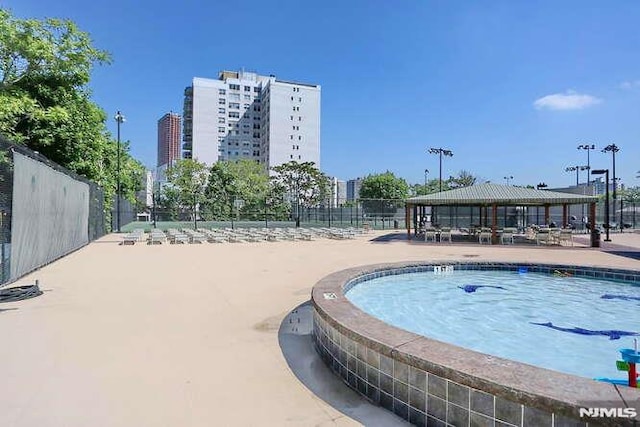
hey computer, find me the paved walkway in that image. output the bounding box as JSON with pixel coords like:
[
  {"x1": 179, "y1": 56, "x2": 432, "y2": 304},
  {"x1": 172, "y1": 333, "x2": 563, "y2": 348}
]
[{"x1": 1, "y1": 231, "x2": 639, "y2": 426}]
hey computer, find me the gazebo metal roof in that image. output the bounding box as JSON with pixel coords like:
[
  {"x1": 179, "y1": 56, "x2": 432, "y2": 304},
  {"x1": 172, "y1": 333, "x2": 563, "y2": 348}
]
[{"x1": 406, "y1": 183, "x2": 598, "y2": 206}]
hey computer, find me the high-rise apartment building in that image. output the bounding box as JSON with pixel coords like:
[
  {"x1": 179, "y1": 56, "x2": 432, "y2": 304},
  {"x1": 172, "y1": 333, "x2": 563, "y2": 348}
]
[
  {"x1": 347, "y1": 178, "x2": 364, "y2": 202},
  {"x1": 157, "y1": 112, "x2": 182, "y2": 167},
  {"x1": 182, "y1": 70, "x2": 321, "y2": 170}
]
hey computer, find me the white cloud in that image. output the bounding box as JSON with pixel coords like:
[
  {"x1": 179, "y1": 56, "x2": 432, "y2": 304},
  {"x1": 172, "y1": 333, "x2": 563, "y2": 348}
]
[
  {"x1": 620, "y1": 80, "x2": 640, "y2": 89},
  {"x1": 533, "y1": 90, "x2": 601, "y2": 111}
]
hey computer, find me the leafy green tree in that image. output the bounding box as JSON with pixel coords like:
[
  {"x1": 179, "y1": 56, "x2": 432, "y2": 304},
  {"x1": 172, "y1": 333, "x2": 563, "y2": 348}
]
[
  {"x1": 270, "y1": 161, "x2": 328, "y2": 226},
  {"x1": 411, "y1": 178, "x2": 448, "y2": 196},
  {"x1": 165, "y1": 159, "x2": 208, "y2": 227},
  {"x1": 359, "y1": 171, "x2": 409, "y2": 217},
  {"x1": 204, "y1": 159, "x2": 270, "y2": 220},
  {"x1": 447, "y1": 170, "x2": 477, "y2": 189},
  {"x1": 0, "y1": 10, "x2": 143, "y2": 228}
]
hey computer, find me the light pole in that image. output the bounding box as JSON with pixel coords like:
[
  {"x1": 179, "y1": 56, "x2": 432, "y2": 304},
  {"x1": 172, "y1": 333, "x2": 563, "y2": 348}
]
[
  {"x1": 503, "y1": 176, "x2": 513, "y2": 185},
  {"x1": 428, "y1": 147, "x2": 453, "y2": 192},
  {"x1": 565, "y1": 165, "x2": 589, "y2": 186},
  {"x1": 602, "y1": 144, "x2": 620, "y2": 229},
  {"x1": 591, "y1": 169, "x2": 611, "y2": 242},
  {"x1": 577, "y1": 144, "x2": 595, "y2": 183},
  {"x1": 424, "y1": 169, "x2": 429, "y2": 187},
  {"x1": 114, "y1": 111, "x2": 125, "y2": 232}
]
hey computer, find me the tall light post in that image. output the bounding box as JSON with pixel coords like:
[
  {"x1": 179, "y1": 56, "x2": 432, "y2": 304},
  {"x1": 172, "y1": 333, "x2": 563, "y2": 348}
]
[
  {"x1": 602, "y1": 144, "x2": 620, "y2": 228},
  {"x1": 565, "y1": 165, "x2": 589, "y2": 186},
  {"x1": 503, "y1": 175, "x2": 513, "y2": 185},
  {"x1": 428, "y1": 147, "x2": 453, "y2": 192},
  {"x1": 424, "y1": 169, "x2": 429, "y2": 187},
  {"x1": 591, "y1": 169, "x2": 611, "y2": 242},
  {"x1": 577, "y1": 144, "x2": 595, "y2": 183},
  {"x1": 114, "y1": 111, "x2": 125, "y2": 232}
]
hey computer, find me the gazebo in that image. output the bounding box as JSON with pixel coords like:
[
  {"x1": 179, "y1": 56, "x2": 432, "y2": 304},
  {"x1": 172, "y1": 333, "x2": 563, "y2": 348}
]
[{"x1": 404, "y1": 183, "x2": 600, "y2": 244}]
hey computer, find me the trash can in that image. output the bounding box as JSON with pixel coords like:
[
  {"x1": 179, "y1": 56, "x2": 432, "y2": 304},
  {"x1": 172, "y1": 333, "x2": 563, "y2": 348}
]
[
  {"x1": 590, "y1": 228, "x2": 601, "y2": 248},
  {"x1": 393, "y1": 220, "x2": 399, "y2": 229}
]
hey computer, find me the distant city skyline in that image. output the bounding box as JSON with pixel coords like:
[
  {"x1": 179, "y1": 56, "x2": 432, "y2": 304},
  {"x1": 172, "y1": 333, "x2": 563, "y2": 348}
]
[{"x1": 8, "y1": 0, "x2": 640, "y2": 188}]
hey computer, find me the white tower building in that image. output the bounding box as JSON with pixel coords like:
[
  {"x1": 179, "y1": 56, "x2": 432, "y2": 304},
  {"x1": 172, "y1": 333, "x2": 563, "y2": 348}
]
[{"x1": 183, "y1": 70, "x2": 320, "y2": 170}]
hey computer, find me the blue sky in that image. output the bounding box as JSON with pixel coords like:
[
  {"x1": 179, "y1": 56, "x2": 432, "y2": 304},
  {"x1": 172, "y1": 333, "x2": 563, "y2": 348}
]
[{"x1": 7, "y1": 0, "x2": 640, "y2": 188}]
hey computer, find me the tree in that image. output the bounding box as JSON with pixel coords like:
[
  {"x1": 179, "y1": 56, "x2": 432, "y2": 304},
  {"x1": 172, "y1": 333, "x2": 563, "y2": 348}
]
[
  {"x1": 165, "y1": 159, "x2": 208, "y2": 227},
  {"x1": 411, "y1": 178, "x2": 447, "y2": 196},
  {"x1": 0, "y1": 10, "x2": 143, "y2": 227},
  {"x1": 359, "y1": 171, "x2": 409, "y2": 217},
  {"x1": 447, "y1": 170, "x2": 477, "y2": 189},
  {"x1": 204, "y1": 159, "x2": 270, "y2": 220},
  {"x1": 270, "y1": 161, "x2": 328, "y2": 226}
]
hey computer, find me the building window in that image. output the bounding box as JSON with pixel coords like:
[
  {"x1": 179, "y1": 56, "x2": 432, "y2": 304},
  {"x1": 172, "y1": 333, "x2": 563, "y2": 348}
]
[
  {"x1": 229, "y1": 102, "x2": 240, "y2": 109},
  {"x1": 219, "y1": 99, "x2": 226, "y2": 105},
  {"x1": 243, "y1": 104, "x2": 250, "y2": 109},
  {"x1": 254, "y1": 87, "x2": 260, "y2": 93},
  {"x1": 218, "y1": 107, "x2": 226, "y2": 114},
  {"x1": 253, "y1": 132, "x2": 260, "y2": 138},
  {"x1": 229, "y1": 112, "x2": 240, "y2": 118},
  {"x1": 244, "y1": 94, "x2": 251, "y2": 100},
  {"x1": 219, "y1": 89, "x2": 226, "y2": 95},
  {"x1": 230, "y1": 93, "x2": 240, "y2": 101},
  {"x1": 253, "y1": 106, "x2": 261, "y2": 112},
  {"x1": 218, "y1": 117, "x2": 225, "y2": 123},
  {"x1": 244, "y1": 86, "x2": 251, "y2": 91},
  {"x1": 298, "y1": 97, "x2": 302, "y2": 102},
  {"x1": 229, "y1": 84, "x2": 240, "y2": 90},
  {"x1": 290, "y1": 116, "x2": 293, "y2": 120},
  {"x1": 298, "y1": 116, "x2": 302, "y2": 121},
  {"x1": 253, "y1": 116, "x2": 260, "y2": 121},
  {"x1": 253, "y1": 124, "x2": 260, "y2": 129},
  {"x1": 218, "y1": 127, "x2": 226, "y2": 133},
  {"x1": 298, "y1": 136, "x2": 301, "y2": 140}
]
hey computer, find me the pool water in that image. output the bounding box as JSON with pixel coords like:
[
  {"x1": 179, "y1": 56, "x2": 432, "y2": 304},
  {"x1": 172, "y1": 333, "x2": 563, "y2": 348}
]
[{"x1": 345, "y1": 270, "x2": 640, "y2": 380}]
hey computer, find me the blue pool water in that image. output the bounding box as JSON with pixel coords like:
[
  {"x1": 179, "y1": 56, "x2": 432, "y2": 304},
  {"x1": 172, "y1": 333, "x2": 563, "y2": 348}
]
[{"x1": 345, "y1": 269, "x2": 640, "y2": 380}]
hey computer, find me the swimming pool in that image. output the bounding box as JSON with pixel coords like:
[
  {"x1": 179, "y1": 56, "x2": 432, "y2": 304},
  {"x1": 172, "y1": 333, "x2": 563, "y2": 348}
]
[
  {"x1": 345, "y1": 269, "x2": 639, "y2": 380},
  {"x1": 312, "y1": 262, "x2": 640, "y2": 426}
]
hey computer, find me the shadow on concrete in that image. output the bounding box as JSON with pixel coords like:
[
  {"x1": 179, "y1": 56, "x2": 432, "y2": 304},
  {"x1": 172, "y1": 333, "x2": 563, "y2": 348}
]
[
  {"x1": 369, "y1": 233, "x2": 408, "y2": 243},
  {"x1": 604, "y1": 251, "x2": 640, "y2": 261},
  {"x1": 278, "y1": 300, "x2": 409, "y2": 426}
]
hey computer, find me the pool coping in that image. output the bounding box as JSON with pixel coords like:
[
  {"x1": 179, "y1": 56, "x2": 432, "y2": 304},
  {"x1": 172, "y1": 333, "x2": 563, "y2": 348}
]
[{"x1": 311, "y1": 260, "x2": 640, "y2": 426}]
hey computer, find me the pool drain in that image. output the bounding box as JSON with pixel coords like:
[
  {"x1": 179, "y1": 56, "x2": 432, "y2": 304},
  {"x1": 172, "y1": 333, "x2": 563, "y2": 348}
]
[{"x1": 0, "y1": 280, "x2": 43, "y2": 303}]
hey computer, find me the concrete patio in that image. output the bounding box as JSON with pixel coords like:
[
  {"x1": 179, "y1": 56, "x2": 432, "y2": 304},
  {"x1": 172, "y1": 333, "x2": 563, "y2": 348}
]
[{"x1": 1, "y1": 230, "x2": 639, "y2": 426}]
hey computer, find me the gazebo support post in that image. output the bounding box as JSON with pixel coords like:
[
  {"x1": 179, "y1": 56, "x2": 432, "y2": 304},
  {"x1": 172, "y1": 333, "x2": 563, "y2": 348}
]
[
  {"x1": 562, "y1": 204, "x2": 568, "y2": 228},
  {"x1": 492, "y1": 204, "x2": 498, "y2": 244},
  {"x1": 406, "y1": 204, "x2": 411, "y2": 239},
  {"x1": 589, "y1": 202, "x2": 597, "y2": 247},
  {"x1": 544, "y1": 205, "x2": 550, "y2": 226}
]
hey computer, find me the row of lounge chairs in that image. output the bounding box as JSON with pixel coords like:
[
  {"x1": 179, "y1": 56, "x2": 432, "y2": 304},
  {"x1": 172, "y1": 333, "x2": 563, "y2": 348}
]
[{"x1": 121, "y1": 227, "x2": 366, "y2": 245}]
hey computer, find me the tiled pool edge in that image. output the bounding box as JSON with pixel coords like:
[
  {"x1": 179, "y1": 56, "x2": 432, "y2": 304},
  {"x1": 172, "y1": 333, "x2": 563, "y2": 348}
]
[{"x1": 311, "y1": 261, "x2": 640, "y2": 427}]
